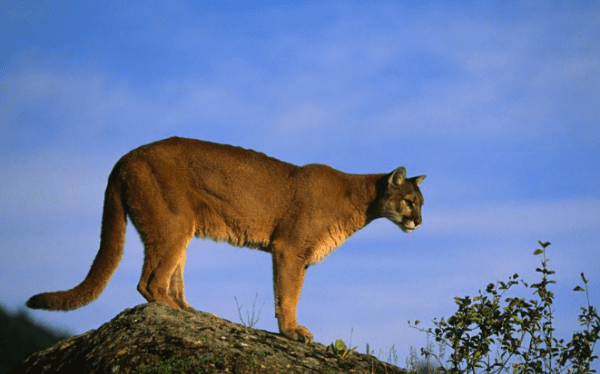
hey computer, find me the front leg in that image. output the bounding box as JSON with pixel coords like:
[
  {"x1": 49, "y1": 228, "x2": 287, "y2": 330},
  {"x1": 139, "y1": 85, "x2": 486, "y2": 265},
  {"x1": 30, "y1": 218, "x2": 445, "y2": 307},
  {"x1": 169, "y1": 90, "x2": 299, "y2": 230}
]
[{"x1": 271, "y1": 246, "x2": 313, "y2": 343}]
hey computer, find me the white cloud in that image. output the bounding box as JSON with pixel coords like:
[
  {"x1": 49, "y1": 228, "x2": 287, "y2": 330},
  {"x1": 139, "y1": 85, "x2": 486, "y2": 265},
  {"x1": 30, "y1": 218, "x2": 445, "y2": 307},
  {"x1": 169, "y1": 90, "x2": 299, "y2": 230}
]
[
  {"x1": 368, "y1": 4, "x2": 600, "y2": 140},
  {"x1": 0, "y1": 152, "x2": 108, "y2": 218},
  {"x1": 1, "y1": 1, "x2": 53, "y2": 22},
  {"x1": 424, "y1": 198, "x2": 600, "y2": 236},
  {"x1": 1, "y1": 61, "x2": 248, "y2": 149},
  {"x1": 3, "y1": 1, "x2": 598, "y2": 150},
  {"x1": 2, "y1": 61, "x2": 144, "y2": 139}
]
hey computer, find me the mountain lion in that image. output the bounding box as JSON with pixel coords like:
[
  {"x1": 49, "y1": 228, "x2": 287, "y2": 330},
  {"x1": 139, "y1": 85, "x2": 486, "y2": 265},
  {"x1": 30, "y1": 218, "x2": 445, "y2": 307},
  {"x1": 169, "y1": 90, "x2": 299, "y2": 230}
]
[{"x1": 27, "y1": 137, "x2": 425, "y2": 343}]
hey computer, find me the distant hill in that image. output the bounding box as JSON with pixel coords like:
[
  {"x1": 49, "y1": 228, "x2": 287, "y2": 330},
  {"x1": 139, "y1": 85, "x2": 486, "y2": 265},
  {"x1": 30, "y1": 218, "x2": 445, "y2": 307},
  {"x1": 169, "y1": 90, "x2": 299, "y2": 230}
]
[{"x1": 0, "y1": 302, "x2": 71, "y2": 374}]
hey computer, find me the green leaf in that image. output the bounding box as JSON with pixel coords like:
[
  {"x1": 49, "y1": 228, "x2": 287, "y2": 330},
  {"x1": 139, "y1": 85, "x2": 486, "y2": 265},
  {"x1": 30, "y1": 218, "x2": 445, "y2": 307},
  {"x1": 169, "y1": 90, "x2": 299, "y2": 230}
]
[
  {"x1": 581, "y1": 272, "x2": 588, "y2": 283},
  {"x1": 538, "y1": 240, "x2": 551, "y2": 248},
  {"x1": 573, "y1": 286, "x2": 584, "y2": 292},
  {"x1": 533, "y1": 249, "x2": 544, "y2": 255}
]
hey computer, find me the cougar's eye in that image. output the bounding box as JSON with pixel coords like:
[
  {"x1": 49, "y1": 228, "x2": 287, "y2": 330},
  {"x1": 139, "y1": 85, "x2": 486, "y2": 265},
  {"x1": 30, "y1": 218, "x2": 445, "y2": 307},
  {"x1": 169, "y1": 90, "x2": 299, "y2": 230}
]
[{"x1": 404, "y1": 199, "x2": 413, "y2": 208}]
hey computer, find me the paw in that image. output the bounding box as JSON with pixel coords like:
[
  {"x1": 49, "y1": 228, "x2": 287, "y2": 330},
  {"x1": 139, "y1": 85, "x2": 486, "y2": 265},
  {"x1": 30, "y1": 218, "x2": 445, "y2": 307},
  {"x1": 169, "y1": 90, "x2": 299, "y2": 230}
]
[
  {"x1": 176, "y1": 301, "x2": 196, "y2": 312},
  {"x1": 282, "y1": 325, "x2": 313, "y2": 344}
]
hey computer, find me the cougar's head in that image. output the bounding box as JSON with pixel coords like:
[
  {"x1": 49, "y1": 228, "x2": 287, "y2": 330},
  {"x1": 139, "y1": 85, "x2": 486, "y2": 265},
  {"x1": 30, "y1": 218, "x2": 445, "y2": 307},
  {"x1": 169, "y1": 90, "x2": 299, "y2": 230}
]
[{"x1": 378, "y1": 167, "x2": 426, "y2": 233}]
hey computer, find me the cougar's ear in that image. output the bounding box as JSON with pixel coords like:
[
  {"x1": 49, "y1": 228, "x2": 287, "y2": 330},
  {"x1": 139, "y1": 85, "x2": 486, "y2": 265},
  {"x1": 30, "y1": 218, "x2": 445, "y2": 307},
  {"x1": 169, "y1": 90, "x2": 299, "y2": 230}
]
[
  {"x1": 415, "y1": 175, "x2": 426, "y2": 187},
  {"x1": 389, "y1": 167, "x2": 406, "y2": 186}
]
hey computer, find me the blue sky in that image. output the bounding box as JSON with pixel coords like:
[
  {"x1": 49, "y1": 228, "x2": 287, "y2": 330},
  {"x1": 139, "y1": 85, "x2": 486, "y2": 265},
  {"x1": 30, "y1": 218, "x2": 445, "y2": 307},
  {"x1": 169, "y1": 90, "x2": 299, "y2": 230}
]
[{"x1": 1, "y1": 0, "x2": 599, "y2": 366}]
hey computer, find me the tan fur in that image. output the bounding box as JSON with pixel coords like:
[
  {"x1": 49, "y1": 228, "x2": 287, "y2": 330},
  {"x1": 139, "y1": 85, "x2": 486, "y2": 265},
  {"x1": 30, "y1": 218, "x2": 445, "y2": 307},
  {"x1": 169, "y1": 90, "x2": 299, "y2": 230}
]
[{"x1": 27, "y1": 137, "x2": 425, "y2": 343}]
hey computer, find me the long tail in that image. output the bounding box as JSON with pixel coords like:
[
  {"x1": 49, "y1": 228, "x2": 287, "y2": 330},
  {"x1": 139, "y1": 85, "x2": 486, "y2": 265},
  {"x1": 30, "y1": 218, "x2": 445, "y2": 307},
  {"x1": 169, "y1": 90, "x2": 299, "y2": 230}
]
[{"x1": 27, "y1": 170, "x2": 127, "y2": 310}]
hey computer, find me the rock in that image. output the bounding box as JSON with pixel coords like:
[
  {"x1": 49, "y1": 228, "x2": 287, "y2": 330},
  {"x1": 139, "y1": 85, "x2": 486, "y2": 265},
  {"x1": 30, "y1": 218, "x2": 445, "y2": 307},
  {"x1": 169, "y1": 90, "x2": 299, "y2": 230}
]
[{"x1": 9, "y1": 303, "x2": 408, "y2": 374}]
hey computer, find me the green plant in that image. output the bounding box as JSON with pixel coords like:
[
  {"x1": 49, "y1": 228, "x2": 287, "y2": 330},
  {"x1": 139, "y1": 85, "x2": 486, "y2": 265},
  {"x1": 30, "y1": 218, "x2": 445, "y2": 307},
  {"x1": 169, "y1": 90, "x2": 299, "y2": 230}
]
[
  {"x1": 409, "y1": 240, "x2": 599, "y2": 374},
  {"x1": 365, "y1": 342, "x2": 400, "y2": 365},
  {"x1": 234, "y1": 293, "x2": 264, "y2": 328},
  {"x1": 406, "y1": 339, "x2": 444, "y2": 373},
  {"x1": 330, "y1": 338, "x2": 358, "y2": 359}
]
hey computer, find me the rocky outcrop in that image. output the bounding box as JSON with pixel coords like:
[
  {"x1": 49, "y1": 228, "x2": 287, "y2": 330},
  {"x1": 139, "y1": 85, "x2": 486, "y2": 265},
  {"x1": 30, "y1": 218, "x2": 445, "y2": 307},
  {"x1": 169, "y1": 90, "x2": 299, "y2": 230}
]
[{"x1": 9, "y1": 303, "x2": 408, "y2": 373}]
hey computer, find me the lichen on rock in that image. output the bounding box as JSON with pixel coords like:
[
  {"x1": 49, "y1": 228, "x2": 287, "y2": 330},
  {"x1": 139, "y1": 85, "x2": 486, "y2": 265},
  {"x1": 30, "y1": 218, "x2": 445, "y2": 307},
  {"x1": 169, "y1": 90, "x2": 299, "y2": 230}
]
[{"x1": 9, "y1": 303, "x2": 408, "y2": 374}]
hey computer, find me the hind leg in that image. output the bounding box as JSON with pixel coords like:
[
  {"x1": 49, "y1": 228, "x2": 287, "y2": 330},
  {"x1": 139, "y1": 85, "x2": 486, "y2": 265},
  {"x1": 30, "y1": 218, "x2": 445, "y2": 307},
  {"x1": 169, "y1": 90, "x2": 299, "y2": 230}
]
[
  {"x1": 124, "y1": 159, "x2": 196, "y2": 310},
  {"x1": 168, "y1": 253, "x2": 194, "y2": 311},
  {"x1": 136, "y1": 217, "x2": 195, "y2": 310}
]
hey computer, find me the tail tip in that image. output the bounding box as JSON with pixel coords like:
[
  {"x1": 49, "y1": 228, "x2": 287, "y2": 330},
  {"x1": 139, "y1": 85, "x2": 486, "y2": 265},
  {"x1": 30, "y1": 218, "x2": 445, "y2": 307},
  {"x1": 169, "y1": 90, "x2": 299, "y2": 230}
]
[
  {"x1": 26, "y1": 294, "x2": 46, "y2": 309},
  {"x1": 25, "y1": 295, "x2": 40, "y2": 309}
]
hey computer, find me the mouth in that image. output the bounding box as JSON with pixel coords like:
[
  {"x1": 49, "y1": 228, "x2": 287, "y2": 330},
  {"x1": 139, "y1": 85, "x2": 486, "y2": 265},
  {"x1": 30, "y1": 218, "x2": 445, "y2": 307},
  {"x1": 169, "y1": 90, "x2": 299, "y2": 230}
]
[{"x1": 399, "y1": 221, "x2": 419, "y2": 233}]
